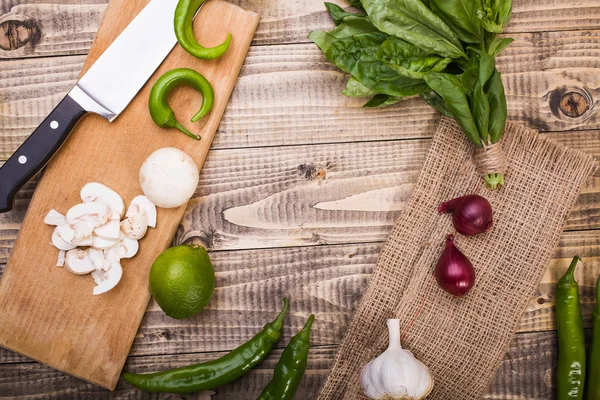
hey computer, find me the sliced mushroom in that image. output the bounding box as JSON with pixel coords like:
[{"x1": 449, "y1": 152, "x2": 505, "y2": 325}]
[
  {"x1": 65, "y1": 249, "x2": 96, "y2": 275},
  {"x1": 88, "y1": 248, "x2": 107, "y2": 270},
  {"x1": 56, "y1": 250, "x2": 66, "y2": 267},
  {"x1": 127, "y1": 196, "x2": 157, "y2": 228},
  {"x1": 92, "y1": 235, "x2": 121, "y2": 250},
  {"x1": 44, "y1": 209, "x2": 66, "y2": 226},
  {"x1": 94, "y1": 219, "x2": 121, "y2": 240},
  {"x1": 105, "y1": 237, "x2": 138, "y2": 262},
  {"x1": 80, "y1": 182, "x2": 125, "y2": 219},
  {"x1": 120, "y1": 209, "x2": 148, "y2": 240},
  {"x1": 66, "y1": 202, "x2": 109, "y2": 228},
  {"x1": 91, "y1": 269, "x2": 106, "y2": 285},
  {"x1": 58, "y1": 224, "x2": 93, "y2": 246},
  {"x1": 92, "y1": 261, "x2": 123, "y2": 295},
  {"x1": 51, "y1": 227, "x2": 77, "y2": 251}
]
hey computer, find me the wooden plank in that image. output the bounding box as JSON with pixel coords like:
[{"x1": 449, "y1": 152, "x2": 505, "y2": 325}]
[
  {"x1": 2, "y1": 227, "x2": 598, "y2": 366},
  {"x1": 0, "y1": 0, "x2": 260, "y2": 390},
  {"x1": 1, "y1": 0, "x2": 600, "y2": 58},
  {"x1": 3, "y1": 30, "x2": 600, "y2": 158},
  {"x1": 0, "y1": 330, "x2": 572, "y2": 399}
]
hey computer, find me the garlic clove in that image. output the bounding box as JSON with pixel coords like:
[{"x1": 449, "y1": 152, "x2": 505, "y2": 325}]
[
  {"x1": 94, "y1": 219, "x2": 121, "y2": 240},
  {"x1": 92, "y1": 261, "x2": 122, "y2": 295},
  {"x1": 80, "y1": 182, "x2": 125, "y2": 219},
  {"x1": 65, "y1": 249, "x2": 96, "y2": 275},
  {"x1": 120, "y1": 209, "x2": 148, "y2": 240},
  {"x1": 51, "y1": 227, "x2": 77, "y2": 251},
  {"x1": 44, "y1": 209, "x2": 66, "y2": 226},
  {"x1": 127, "y1": 195, "x2": 157, "y2": 228}
]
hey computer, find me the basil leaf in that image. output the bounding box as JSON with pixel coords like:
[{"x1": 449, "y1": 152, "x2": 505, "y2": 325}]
[
  {"x1": 343, "y1": 77, "x2": 376, "y2": 97},
  {"x1": 468, "y1": 48, "x2": 495, "y2": 86},
  {"x1": 310, "y1": 31, "x2": 428, "y2": 97},
  {"x1": 487, "y1": 37, "x2": 513, "y2": 57},
  {"x1": 424, "y1": 73, "x2": 481, "y2": 146},
  {"x1": 420, "y1": 90, "x2": 453, "y2": 117},
  {"x1": 484, "y1": 68, "x2": 507, "y2": 143},
  {"x1": 362, "y1": 0, "x2": 466, "y2": 59},
  {"x1": 325, "y1": 2, "x2": 365, "y2": 25},
  {"x1": 429, "y1": 0, "x2": 484, "y2": 44},
  {"x1": 363, "y1": 94, "x2": 402, "y2": 107},
  {"x1": 460, "y1": 67, "x2": 478, "y2": 96},
  {"x1": 497, "y1": 0, "x2": 512, "y2": 28},
  {"x1": 471, "y1": 81, "x2": 490, "y2": 143},
  {"x1": 376, "y1": 36, "x2": 451, "y2": 79}
]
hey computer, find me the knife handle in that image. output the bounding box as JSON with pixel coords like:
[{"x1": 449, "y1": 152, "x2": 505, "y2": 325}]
[{"x1": 0, "y1": 94, "x2": 87, "y2": 213}]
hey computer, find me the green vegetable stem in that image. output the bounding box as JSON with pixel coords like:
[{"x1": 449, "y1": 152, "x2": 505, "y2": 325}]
[
  {"x1": 587, "y1": 276, "x2": 600, "y2": 400},
  {"x1": 257, "y1": 315, "x2": 315, "y2": 400},
  {"x1": 149, "y1": 68, "x2": 214, "y2": 140},
  {"x1": 174, "y1": 0, "x2": 232, "y2": 60},
  {"x1": 122, "y1": 298, "x2": 289, "y2": 393},
  {"x1": 309, "y1": 0, "x2": 515, "y2": 189},
  {"x1": 556, "y1": 257, "x2": 586, "y2": 400}
]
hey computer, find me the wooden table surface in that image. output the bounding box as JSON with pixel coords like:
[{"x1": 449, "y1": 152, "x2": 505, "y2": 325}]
[{"x1": 1, "y1": 0, "x2": 600, "y2": 398}]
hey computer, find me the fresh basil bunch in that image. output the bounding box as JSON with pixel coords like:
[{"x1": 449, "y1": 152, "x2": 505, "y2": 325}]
[{"x1": 309, "y1": 0, "x2": 513, "y2": 189}]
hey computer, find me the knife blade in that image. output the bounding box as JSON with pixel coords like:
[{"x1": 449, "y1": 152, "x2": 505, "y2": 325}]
[{"x1": 0, "y1": 0, "x2": 180, "y2": 213}]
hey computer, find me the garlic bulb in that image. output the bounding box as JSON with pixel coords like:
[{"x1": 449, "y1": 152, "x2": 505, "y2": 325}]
[{"x1": 360, "y1": 319, "x2": 433, "y2": 399}]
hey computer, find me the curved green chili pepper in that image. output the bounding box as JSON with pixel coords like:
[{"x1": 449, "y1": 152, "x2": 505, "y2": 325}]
[
  {"x1": 149, "y1": 68, "x2": 214, "y2": 140},
  {"x1": 257, "y1": 314, "x2": 314, "y2": 400},
  {"x1": 556, "y1": 256, "x2": 586, "y2": 400},
  {"x1": 122, "y1": 298, "x2": 289, "y2": 393},
  {"x1": 586, "y1": 275, "x2": 600, "y2": 400},
  {"x1": 175, "y1": 0, "x2": 232, "y2": 60}
]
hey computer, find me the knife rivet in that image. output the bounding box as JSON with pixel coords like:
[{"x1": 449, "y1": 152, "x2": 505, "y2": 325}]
[
  {"x1": 18, "y1": 156, "x2": 27, "y2": 164},
  {"x1": 50, "y1": 121, "x2": 59, "y2": 129}
]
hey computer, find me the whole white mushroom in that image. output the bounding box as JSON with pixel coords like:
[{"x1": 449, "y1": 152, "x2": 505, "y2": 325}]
[{"x1": 139, "y1": 147, "x2": 199, "y2": 208}]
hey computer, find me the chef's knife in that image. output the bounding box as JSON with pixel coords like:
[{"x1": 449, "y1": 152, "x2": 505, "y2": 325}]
[{"x1": 0, "y1": 0, "x2": 181, "y2": 213}]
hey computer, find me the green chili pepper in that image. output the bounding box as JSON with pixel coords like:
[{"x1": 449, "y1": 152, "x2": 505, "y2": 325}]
[
  {"x1": 556, "y1": 256, "x2": 586, "y2": 400},
  {"x1": 122, "y1": 298, "x2": 289, "y2": 393},
  {"x1": 586, "y1": 276, "x2": 600, "y2": 400},
  {"x1": 257, "y1": 314, "x2": 315, "y2": 400},
  {"x1": 148, "y1": 68, "x2": 214, "y2": 140},
  {"x1": 175, "y1": 0, "x2": 232, "y2": 60}
]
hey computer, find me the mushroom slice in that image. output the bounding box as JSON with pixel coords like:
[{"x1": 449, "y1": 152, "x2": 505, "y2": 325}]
[
  {"x1": 91, "y1": 269, "x2": 106, "y2": 285},
  {"x1": 92, "y1": 261, "x2": 123, "y2": 295},
  {"x1": 51, "y1": 227, "x2": 77, "y2": 251},
  {"x1": 88, "y1": 248, "x2": 107, "y2": 270},
  {"x1": 80, "y1": 182, "x2": 125, "y2": 219},
  {"x1": 94, "y1": 219, "x2": 121, "y2": 240},
  {"x1": 65, "y1": 249, "x2": 96, "y2": 275},
  {"x1": 44, "y1": 209, "x2": 66, "y2": 226},
  {"x1": 105, "y1": 237, "x2": 138, "y2": 262},
  {"x1": 120, "y1": 209, "x2": 148, "y2": 240},
  {"x1": 66, "y1": 202, "x2": 109, "y2": 227},
  {"x1": 56, "y1": 250, "x2": 66, "y2": 267},
  {"x1": 127, "y1": 196, "x2": 157, "y2": 228},
  {"x1": 92, "y1": 235, "x2": 121, "y2": 250},
  {"x1": 59, "y1": 224, "x2": 93, "y2": 246}
]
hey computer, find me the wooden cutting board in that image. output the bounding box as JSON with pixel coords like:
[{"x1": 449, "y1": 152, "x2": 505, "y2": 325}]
[{"x1": 0, "y1": 0, "x2": 259, "y2": 390}]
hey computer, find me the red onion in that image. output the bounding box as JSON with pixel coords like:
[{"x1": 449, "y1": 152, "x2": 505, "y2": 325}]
[
  {"x1": 438, "y1": 194, "x2": 493, "y2": 236},
  {"x1": 434, "y1": 235, "x2": 476, "y2": 297}
]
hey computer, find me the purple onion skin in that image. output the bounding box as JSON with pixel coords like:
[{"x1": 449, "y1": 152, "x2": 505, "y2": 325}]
[
  {"x1": 438, "y1": 194, "x2": 493, "y2": 236},
  {"x1": 434, "y1": 235, "x2": 476, "y2": 297}
]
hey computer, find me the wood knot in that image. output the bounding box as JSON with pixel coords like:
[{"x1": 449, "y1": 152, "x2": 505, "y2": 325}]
[
  {"x1": 298, "y1": 163, "x2": 326, "y2": 180},
  {"x1": 549, "y1": 86, "x2": 592, "y2": 119},
  {"x1": 0, "y1": 15, "x2": 41, "y2": 51}
]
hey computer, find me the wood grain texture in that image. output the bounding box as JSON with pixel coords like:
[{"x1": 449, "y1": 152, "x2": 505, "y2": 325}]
[
  {"x1": 1, "y1": 0, "x2": 600, "y2": 58},
  {"x1": 1, "y1": 227, "x2": 598, "y2": 367},
  {"x1": 0, "y1": 0, "x2": 259, "y2": 390},
  {"x1": 3, "y1": 30, "x2": 600, "y2": 158},
  {"x1": 0, "y1": 330, "x2": 575, "y2": 399}
]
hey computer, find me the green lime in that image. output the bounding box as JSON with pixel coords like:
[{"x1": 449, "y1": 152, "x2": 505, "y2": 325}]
[{"x1": 149, "y1": 245, "x2": 215, "y2": 319}]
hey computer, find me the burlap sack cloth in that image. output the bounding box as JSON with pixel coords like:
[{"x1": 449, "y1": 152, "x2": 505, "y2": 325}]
[{"x1": 318, "y1": 117, "x2": 597, "y2": 400}]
